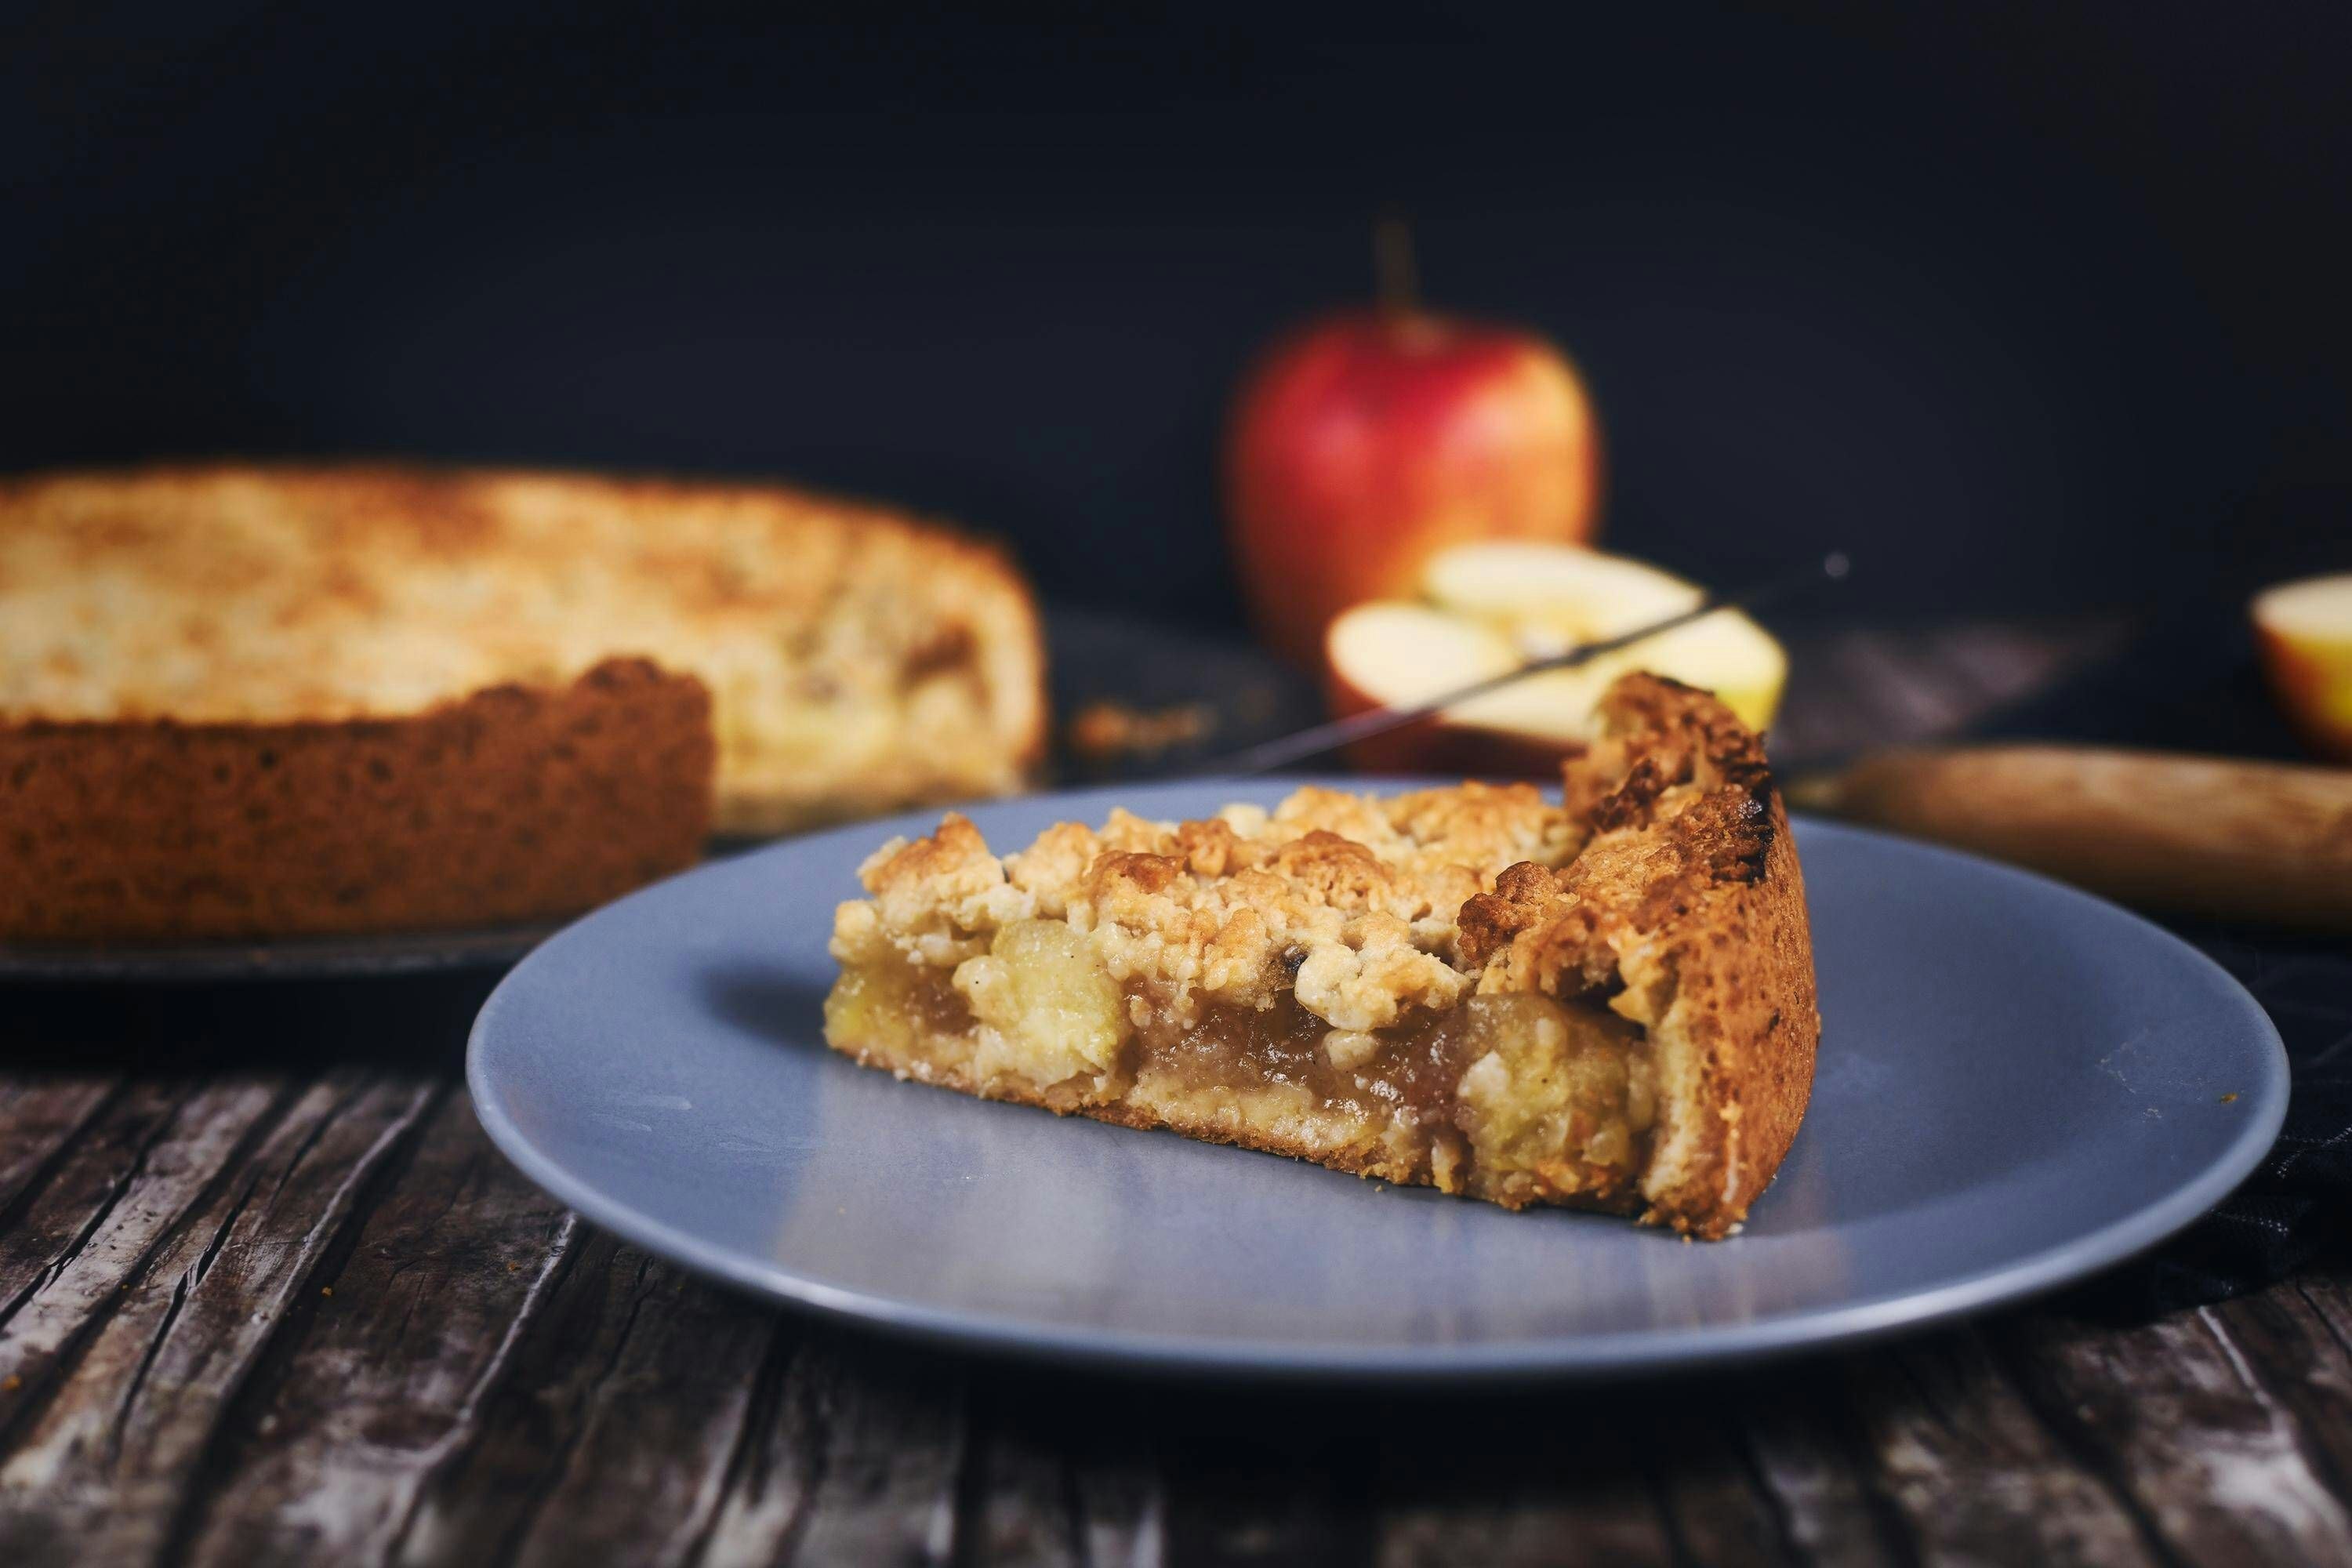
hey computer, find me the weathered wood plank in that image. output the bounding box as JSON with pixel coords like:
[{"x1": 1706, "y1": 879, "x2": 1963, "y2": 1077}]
[
  {"x1": 0, "y1": 1073, "x2": 439, "y2": 1566},
  {"x1": 1777, "y1": 633, "x2": 1940, "y2": 759},
  {"x1": 1841, "y1": 1329, "x2": 2158, "y2": 1566},
  {"x1": 1375, "y1": 1487, "x2": 1672, "y2": 1568},
  {"x1": 1370, "y1": 1412, "x2": 1667, "y2": 1568},
  {"x1": 1064, "y1": 1422, "x2": 1164, "y2": 1568},
  {"x1": 174, "y1": 1092, "x2": 584, "y2": 1567},
  {"x1": 0, "y1": 1078, "x2": 122, "y2": 1223},
  {"x1": 1632, "y1": 1389, "x2": 1801, "y2": 1568},
  {"x1": 2207, "y1": 1277, "x2": 2352, "y2": 1515},
  {"x1": 772, "y1": 1338, "x2": 968, "y2": 1568},
  {"x1": 1835, "y1": 633, "x2": 1989, "y2": 739},
  {"x1": 0, "y1": 1080, "x2": 286, "y2": 1441},
  {"x1": 0, "y1": 1083, "x2": 220, "y2": 1322},
  {"x1": 2292, "y1": 1262, "x2": 2352, "y2": 1342},
  {"x1": 956, "y1": 1382, "x2": 1163, "y2": 1568},
  {"x1": 680, "y1": 1321, "x2": 817, "y2": 1568},
  {"x1": 1737, "y1": 1370, "x2": 1907, "y2": 1568},
  {"x1": 1928, "y1": 621, "x2": 2126, "y2": 713},
  {"x1": 2000, "y1": 1305, "x2": 2352, "y2": 1565},
  {"x1": 1138, "y1": 1406, "x2": 1367, "y2": 1568},
  {"x1": 2287, "y1": 1266, "x2": 2352, "y2": 1505},
  {"x1": 965, "y1": 1403, "x2": 1080, "y2": 1568},
  {"x1": 398, "y1": 1240, "x2": 793, "y2": 1568}
]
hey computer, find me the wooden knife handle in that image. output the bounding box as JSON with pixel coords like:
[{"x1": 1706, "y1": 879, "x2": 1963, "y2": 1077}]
[{"x1": 1793, "y1": 746, "x2": 2352, "y2": 931}]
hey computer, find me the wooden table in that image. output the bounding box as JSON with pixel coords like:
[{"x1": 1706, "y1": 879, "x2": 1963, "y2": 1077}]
[{"x1": 3, "y1": 624, "x2": 2347, "y2": 1567}]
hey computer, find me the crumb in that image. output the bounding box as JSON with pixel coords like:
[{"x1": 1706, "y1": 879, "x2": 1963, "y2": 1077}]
[
  {"x1": 320, "y1": 1286, "x2": 334, "y2": 1297},
  {"x1": 506, "y1": 1261, "x2": 520, "y2": 1272},
  {"x1": 2, "y1": 1374, "x2": 20, "y2": 1392},
  {"x1": 2220, "y1": 1092, "x2": 2239, "y2": 1103},
  {"x1": 1065, "y1": 699, "x2": 1215, "y2": 760}
]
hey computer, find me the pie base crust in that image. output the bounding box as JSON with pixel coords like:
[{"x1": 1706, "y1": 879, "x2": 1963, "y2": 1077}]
[{"x1": 0, "y1": 658, "x2": 713, "y2": 942}]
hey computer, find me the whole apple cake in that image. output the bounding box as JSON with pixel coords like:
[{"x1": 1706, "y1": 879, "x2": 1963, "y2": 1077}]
[
  {"x1": 0, "y1": 464, "x2": 1047, "y2": 941},
  {"x1": 825, "y1": 673, "x2": 1820, "y2": 1236}
]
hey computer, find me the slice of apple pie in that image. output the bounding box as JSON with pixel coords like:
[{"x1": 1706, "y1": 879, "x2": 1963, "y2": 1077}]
[{"x1": 823, "y1": 673, "x2": 1820, "y2": 1236}]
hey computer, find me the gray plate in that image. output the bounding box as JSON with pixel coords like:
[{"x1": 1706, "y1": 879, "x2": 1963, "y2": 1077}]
[{"x1": 468, "y1": 778, "x2": 2288, "y2": 1381}]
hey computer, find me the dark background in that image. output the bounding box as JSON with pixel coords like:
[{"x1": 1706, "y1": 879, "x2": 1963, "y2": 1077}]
[{"x1": 5, "y1": 2, "x2": 2344, "y2": 630}]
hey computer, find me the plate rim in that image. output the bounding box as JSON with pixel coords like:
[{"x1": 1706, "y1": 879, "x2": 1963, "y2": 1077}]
[{"x1": 467, "y1": 793, "x2": 2291, "y2": 1381}]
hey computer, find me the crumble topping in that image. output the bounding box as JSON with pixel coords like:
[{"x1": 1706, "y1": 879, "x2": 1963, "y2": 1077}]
[
  {"x1": 830, "y1": 781, "x2": 1578, "y2": 1032},
  {"x1": 831, "y1": 676, "x2": 1781, "y2": 1037},
  {"x1": 1459, "y1": 680, "x2": 1777, "y2": 1025}
]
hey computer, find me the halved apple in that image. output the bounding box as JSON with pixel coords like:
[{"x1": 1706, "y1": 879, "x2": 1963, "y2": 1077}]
[
  {"x1": 1324, "y1": 543, "x2": 1787, "y2": 775},
  {"x1": 2254, "y1": 573, "x2": 2352, "y2": 762}
]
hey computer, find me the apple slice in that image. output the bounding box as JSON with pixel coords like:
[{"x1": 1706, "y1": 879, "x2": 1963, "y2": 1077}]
[
  {"x1": 2254, "y1": 573, "x2": 2352, "y2": 762},
  {"x1": 1425, "y1": 541, "x2": 1786, "y2": 728},
  {"x1": 1425, "y1": 540, "x2": 1702, "y2": 647},
  {"x1": 1323, "y1": 543, "x2": 1788, "y2": 775},
  {"x1": 1323, "y1": 603, "x2": 1592, "y2": 774}
]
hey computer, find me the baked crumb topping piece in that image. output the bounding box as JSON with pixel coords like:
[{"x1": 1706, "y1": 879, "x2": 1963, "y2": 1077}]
[
  {"x1": 826, "y1": 673, "x2": 1820, "y2": 1237},
  {"x1": 833, "y1": 779, "x2": 1577, "y2": 1030}
]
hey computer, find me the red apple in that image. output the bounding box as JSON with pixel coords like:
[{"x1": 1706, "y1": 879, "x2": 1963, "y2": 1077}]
[{"x1": 1225, "y1": 309, "x2": 1602, "y2": 666}]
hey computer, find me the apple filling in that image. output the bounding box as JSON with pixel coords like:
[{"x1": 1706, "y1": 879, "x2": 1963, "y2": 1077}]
[{"x1": 824, "y1": 917, "x2": 1660, "y2": 1205}]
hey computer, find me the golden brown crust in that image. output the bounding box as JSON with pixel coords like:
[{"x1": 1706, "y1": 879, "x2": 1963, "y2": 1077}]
[
  {"x1": 1460, "y1": 673, "x2": 1820, "y2": 1236},
  {"x1": 1645, "y1": 788, "x2": 1817, "y2": 1235},
  {"x1": 0, "y1": 658, "x2": 713, "y2": 942},
  {"x1": 0, "y1": 462, "x2": 1047, "y2": 834}
]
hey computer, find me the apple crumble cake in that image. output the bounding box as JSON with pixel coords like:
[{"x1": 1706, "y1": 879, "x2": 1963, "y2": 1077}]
[
  {"x1": 0, "y1": 463, "x2": 1046, "y2": 941},
  {"x1": 826, "y1": 673, "x2": 1819, "y2": 1236},
  {"x1": 0, "y1": 464, "x2": 1046, "y2": 838}
]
